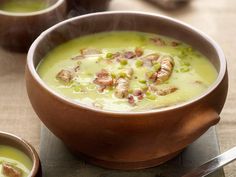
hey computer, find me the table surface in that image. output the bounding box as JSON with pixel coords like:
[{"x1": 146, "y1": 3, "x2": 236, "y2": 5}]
[{"x1": 0, "y1": 0, "x2": 235, "y2": 176}]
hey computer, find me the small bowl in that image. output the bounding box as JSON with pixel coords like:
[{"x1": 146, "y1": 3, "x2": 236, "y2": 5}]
[
  {"x1": 0, "y1": 131, "x2": 41, "y2": 177},
  {"x1": 0, "y1": 0, "x2": 67, "y2": 52},
  {"x1": 66, "y1": 0, "x2": 111, "y2": 14},
  {"x1": 26, "y1": 12, "x2": 228, "y2": 170}
]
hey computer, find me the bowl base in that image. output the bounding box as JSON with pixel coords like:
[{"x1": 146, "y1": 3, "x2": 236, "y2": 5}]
[{"x1": 72, "y1": 150, "x2": 182, "y2": 170}]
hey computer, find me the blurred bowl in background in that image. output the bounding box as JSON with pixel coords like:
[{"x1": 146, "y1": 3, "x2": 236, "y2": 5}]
[
  {"x1": 146, "y1": 0, "x2": 192, "y2": 10},
  {"x1": 0, "y1": 131, "x2": 41, "y2": 177},
  {"x1": 0, "y1": 0, "x2": 67, "y2": 53},
  {"x1": 66, "y1": 0, "x2": 111, "y2": 15}
]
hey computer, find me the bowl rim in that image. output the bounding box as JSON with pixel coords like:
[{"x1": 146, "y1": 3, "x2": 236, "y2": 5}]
[
  {"x1": 0, "y1": 0, "x2": 65, "y2": 16},
  {"x1": 0, "y1": 131, "x2": 40, "y2": 177},
  {"x1": 27, "y1": 11, "x2": 227, "y2": 116}
]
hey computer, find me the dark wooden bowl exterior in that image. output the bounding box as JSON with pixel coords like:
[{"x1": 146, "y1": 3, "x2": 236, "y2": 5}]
[
  {"x1": 0, "y1": 0, "x2": 67, "y2": 52},
  {"x1": 25, "y1": 12, "x2": 228, "y2": 170}
]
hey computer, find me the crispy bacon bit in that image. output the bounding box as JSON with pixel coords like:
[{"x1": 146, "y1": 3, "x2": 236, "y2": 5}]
[
  {"x1": 142, "y1": 53, "x2": 160, "y2": 67},
  {"x1": 80, "y1": 48, "x2": 101, "y2": 55},
  {"x1": 171, "y1": 41, "x2": 180, "y2": 47},
  {"x1": 71, "y1": 55, "x2": 85, "y2": 60},
  {"x1": 124, "y1": 51, "x2": 136, "y2": 59},
  {"x1": 143, "y1": 53, "x2": 160, "y2": 62},
  {"x1": 74, "y1": 65, "x2": 80, "y2": 72},
  {"x1": 135, "y1": 47, "x2": 144, "y2": 57},
  {"x1": 56, "y1": 70, "x2": 74, "y2": 83},
  {"x1": 156, "y1": 56, "x2": 174, "y2": 84},
  {"x1": 149, "y1": 84, "x2": 158, "y2": 92},
  {"x1": 133, "y1": 89, "x2": 143, "y2": 96},
  {"x1": 98, "y1": 85, "x2": 106, "y2": 93},
  {"x1": 133, "y1": 89, "x2": 144, "y2": 100},
  {"x1": 149, "y1": 72, "x2": 158, "y2": 82},
  {"x1": 156, "y1": 87, "x2": 178, "y2": 96},
  {"x1": 2, "y1": 163, "x2": 22, "y2": 177},
  {"x1": 115, "y1": 78, "x2": 129, "y2": 98},
  {"x1": 150, "y1": 37, "x2": 166, "y2": 46},
  {"x1": 93, "y1": 69, "x2": 113, "y2": 88},
  {"x1": 138, "y1": 95, "x2": 144, "y2": 100},
  {"x1": 96, "y1": 69, "x2": 109, "y2": 78},
  {"x1": 112, "y1": 52, "x2": 121, "y2": 60},
  {"x1": 128, "y1": 95, "x2": 135, "y2": 105}
]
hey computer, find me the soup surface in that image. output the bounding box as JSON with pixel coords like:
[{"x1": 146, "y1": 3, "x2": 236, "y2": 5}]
[
  {"x1": 37, "y1": 31, "x2": 217, "y2": 112},
  {"x1": 0, "y1": 0, "x2": 49, "y2": 13},
  {"x1": 0, "y1": 145, "x2": 32, "y2": 177}
]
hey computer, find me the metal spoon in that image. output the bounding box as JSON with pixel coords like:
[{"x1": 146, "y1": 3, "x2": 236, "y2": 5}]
[{"x1": 182, "y1": 146, "x2": 236, "y2": 177}]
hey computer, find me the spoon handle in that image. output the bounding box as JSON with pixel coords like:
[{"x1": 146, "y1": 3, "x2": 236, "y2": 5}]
[{"x1": 182, "y1": 146, "x2": 236, "y2": 177}]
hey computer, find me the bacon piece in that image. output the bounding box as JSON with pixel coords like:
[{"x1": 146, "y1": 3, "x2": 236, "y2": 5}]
[
  {"x1": 93, "y1": 69, "x2": 113, "y2": 88},
  {"x1": 148, "y1": 84, "x2": 158, "y2": 92},
  {"x1": 96, "y1": 69, "x2": 109, "y2": 78},
  {"x1": 133, "y1": 89, "x2": 144, "y2": 100},
  {"x1": 124, "y1": 51, "x2": 136, "y2": 59},
  {"x1": 135, "y1": 47, "x2": 144, "y2": 57},
  {"x1": 142, "y1": 53, "x2": 160, "y2": 67},
  {"x1": 74, "y1": 65, "x2": 80, "y2": 72},
  {"x1": 97, "y1": 85, "x2": 106, "y2": 93},
  {"x1": 94, "y1": 69, "x2": 113, "y2": 92},
  {"x1": 156, "y1": 87, "x2": 178, "y2": 96},
  {"x1": 71, "y1": 55, "x2": 85, "y2": 60},
  {"x1": 133, "y1": 89, "x2": 143, "y2": 96},
  {"x1": 80, "y1": 48, "x2": 101, "y2": 55},
  {"x1": 156, "y1": 56, "x2": 174, "y2": 84},
  {"x1": 111, "y1": 52, "x2": 122, "y2": 60},
  {"x1": 149, "y1": 72, "x2": 158, "y2": 82},
  {"x1": 115, "y1": 78, "x2": 129, "y2": 98},
  {"x1": 128, "y1": 95, "x2": 135, "y2": 105},
  {"x1": 150, "y1": 37, "x2": 166, "y2": 46},
  {"x1": 2, "y1": 163, "x2": 22, "y2": 177},
  {"x1": 56, "y1": 70, "x2": 74, "y2": 83},
  {"x1": 108, "y1": 50, "x2": 138, "y2": 61},
  {"x1": 138, "y1": 95, "x2": 144, "y2": 100}
]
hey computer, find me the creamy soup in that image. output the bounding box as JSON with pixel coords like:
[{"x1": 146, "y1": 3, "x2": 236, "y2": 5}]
[
  {"x1": 37, "y1": 31, "x2": 217, "y2": 112},
  {"x1": 0, "y1": 0, "x2": 49, "y2": 13},
  {"x1": 0, "y1": 145, "x2": 32, "y2": 177}
]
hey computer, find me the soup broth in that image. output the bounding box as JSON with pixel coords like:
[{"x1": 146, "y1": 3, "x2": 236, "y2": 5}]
[
  {"x1": 0, "y1": 0, "x2": 49, "y2": 13},
  {"x1": 37, "y1": 31, "x2": 217, "y2": 112},
  {"x1": 0, "y1": 145, "x2": 32, "y2": 177}
]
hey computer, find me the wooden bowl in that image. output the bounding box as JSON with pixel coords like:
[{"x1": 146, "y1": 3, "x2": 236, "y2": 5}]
[
  {"x1": 25, "y1": 12, "x2": 228, "y2": 170},
  {"x1": 0, "y1": 0, "x2": 67, "y2": 52},
  {"x1": 0, "y1": 131, "x2": 41, "y2": 177}
]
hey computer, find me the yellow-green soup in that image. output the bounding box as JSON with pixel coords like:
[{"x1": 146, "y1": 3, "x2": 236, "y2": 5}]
[
  {"x1": 0, "y1": 145, "x2": 32, "y2": 177},
  {"x1": 37, "y1": 31, "x2": 217, "y2": 112},
  {"x1": 0, "y1": 0, "x2": 49, "y2": 13}
]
